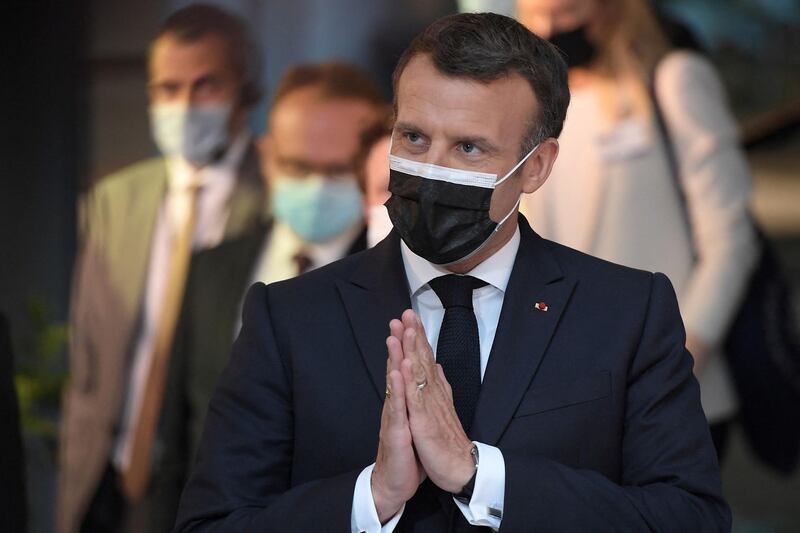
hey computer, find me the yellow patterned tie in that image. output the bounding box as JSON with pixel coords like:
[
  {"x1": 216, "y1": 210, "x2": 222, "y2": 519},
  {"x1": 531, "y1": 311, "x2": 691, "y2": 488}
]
[{"x1": 121, "y1": 182, "x2": 200, "y2": 501}]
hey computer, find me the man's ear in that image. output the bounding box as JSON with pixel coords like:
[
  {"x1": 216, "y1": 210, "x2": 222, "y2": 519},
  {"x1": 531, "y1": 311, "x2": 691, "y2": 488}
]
[{"x1": 520, "y1": 138, "x2": 559, "y2": 194}]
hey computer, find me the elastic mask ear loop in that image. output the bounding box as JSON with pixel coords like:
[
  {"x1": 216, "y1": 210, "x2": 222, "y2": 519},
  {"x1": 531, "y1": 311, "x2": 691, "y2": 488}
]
[
  {"x1": 441, "y1": 145, "x2": 537, "y2": 266},
  {"x1": 493, "y1": 143, "x2": 539, "y2": 188},
  {"x1": 493, "y1": 143, "x2": 539, "y2": 231},
  {"x1": 495, "y1": 196, "x2": 522, "y2": 230},
  {"x1": 437, "y1": 192, "x2": 524, "y2": 268}
]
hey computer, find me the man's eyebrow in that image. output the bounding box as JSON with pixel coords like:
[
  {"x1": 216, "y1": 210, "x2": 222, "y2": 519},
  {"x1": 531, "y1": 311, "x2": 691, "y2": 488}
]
[
  {"x1": 276, "y1": 155, "x2": 310, "y2": 168},
  {"x1": 192, "y1": 73, "x2": 218, "y2": 86},
  {"x1": 148, "y1": 79, "x2": 173, "y2": 89},
  {"x1": 394, "y1": 121, "x2": 424, "y2": 133}
]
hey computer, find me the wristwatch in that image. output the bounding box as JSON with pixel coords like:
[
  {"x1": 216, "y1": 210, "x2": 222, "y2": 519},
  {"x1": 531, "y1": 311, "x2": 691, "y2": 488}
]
[{"x1": 453, "y1": 445, "x2": 479, "y2": 504}]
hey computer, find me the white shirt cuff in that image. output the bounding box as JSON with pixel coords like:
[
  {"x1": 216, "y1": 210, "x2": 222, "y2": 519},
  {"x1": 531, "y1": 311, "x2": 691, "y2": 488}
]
[
  {"x1": 351, "y1": 463, "x2": 405, "y2": 533},
  {"x1": 452, "y1": 442, "x2": 505, "y2": 529}
]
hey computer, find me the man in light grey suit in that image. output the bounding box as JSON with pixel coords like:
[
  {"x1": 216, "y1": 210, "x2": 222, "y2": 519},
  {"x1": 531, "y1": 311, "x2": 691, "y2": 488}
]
[{"x1": 58, "y1": 5, "x2": 267, "y2": 533}]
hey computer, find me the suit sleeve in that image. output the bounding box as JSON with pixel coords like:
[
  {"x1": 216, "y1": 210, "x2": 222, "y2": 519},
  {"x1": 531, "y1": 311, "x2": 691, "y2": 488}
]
[
  {"x1": 174, "y1": 283, "x2": 363, "y2": 532},
  {"x1": 499, "y1": 273, "x2": 731, "y2": 532},
  {"x1": 64, "y1": 183, "x2": 110, "y2": 399}
]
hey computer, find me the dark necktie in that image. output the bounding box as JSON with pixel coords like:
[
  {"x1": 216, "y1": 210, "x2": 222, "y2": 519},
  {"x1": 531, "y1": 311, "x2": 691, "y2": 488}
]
[{"x1": 428, "y1": 274, "x2": 487, "y2": 433}]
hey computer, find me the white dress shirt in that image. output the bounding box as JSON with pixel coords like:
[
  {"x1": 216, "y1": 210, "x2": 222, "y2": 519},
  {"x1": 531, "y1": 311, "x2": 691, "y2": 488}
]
[
  {"x1": 113, "y1": 132, "x2": 250, "y2": 470},
  {"x1": 351, "y1": 227, "x2": 521, "y2": 532}
]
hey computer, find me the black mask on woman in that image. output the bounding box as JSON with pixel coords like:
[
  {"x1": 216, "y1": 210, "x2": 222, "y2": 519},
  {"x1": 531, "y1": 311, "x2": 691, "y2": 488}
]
[{"x1": 548, "y1": 25, "x2": 598, "y2": 68}]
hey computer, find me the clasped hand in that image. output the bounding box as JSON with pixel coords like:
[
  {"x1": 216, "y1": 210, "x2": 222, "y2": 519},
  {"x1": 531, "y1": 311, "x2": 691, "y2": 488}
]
[{"x1": 371, "y1": 309, "x2": 476, "y2": 522}]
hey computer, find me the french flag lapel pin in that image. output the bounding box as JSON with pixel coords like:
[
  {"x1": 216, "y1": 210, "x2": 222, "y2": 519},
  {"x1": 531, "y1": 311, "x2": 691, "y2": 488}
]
[{"x1": 534, "y1": 301, "x2": 549, "y2": 312}]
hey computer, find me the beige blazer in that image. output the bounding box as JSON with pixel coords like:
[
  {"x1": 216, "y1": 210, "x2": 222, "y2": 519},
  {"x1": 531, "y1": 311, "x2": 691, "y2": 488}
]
[
  {"x1": 524, "y1": 51, "x2": 759, "y2": 422},
  {"x1": 57, "y1": 148, "x2": 266, "y2": 533}
]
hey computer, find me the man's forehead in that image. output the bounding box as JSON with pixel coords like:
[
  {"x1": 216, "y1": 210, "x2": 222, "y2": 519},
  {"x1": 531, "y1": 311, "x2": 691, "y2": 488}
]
[
  {"x1": 271, "y1": 94, "x2": 376, "y2": 161},
  {"x1": 149, "y1": 33, "x2": 232, "y2": 77},
  {"x1": 271, "y1": 91, "x2": 376, "y2": 136},
  {"x1": 395, "y1": 54, "x2": 537, "y2": 141}
]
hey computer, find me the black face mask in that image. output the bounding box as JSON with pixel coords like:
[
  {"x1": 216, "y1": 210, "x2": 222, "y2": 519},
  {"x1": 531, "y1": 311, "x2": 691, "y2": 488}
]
[
  {"x1": 385, "y1": 149, "x2": 536, "y2": 266},
  {"x1": 548, "y1": 25, "x2": 598, "y2": 68},
  {"x1": 386, "y1": 171, "x2": 499, "y2": 266}
]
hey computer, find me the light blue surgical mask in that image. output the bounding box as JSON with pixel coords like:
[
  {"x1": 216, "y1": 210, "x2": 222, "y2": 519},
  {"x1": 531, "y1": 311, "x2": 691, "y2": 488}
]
[
  {"x1": 149, "y1": 102, "x2": 233, "y2": 166},
  {"x1": 271, "y1": 174, "x2": 363, "y2": 243}
]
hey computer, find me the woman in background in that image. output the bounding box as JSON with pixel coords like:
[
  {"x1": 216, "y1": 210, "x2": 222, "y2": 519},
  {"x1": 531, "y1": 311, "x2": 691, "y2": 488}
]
[{"x1": 517, "y1": 0, "x2": 759, "y2": 460}]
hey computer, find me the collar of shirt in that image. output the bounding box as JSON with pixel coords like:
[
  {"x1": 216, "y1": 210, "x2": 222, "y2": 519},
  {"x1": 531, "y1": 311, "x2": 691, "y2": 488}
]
[
  {"x1": 164, "y1": 130, "x2": 251, "y2": 248},
  {"x1": 298, "y1": 219, "x2": 365, "y2": 270},
  {"x1": 400, "y1": 226, "x2": 520, "y2": 297},
  {"x1": 260, "y1": 218, "x2": 365, "y2": 283}
]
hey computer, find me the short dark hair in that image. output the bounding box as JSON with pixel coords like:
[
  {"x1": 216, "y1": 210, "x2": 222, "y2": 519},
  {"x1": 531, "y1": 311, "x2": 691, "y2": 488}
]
[
  {"x1": 271, "y1": 62, "x2": 387, "y2": 111},
  {"x1": 153, "y1": 4, "x2": 261, "y2": 106},
  {"x1": 392, "y1": 12, "x2": 570, "y2": 154}
]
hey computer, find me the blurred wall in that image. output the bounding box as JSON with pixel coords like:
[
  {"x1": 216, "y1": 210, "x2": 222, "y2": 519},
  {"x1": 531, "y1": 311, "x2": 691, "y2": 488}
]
[
  {"x1": 0, "y1": 1, "x2": 86, "y2": 356},
  {"x1": 1, "y1": 4, "x2": 87, "y2": 530},
  {"x1": 88, "y1": 0, "x2": 458, "y2": 185},
  {"x1": 88, "y1": 0, "x2": 163, "y2": 182}
]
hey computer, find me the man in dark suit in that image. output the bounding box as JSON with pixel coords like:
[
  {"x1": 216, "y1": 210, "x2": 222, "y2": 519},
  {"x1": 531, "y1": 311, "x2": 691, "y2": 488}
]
[
  {"x1": 162, "y1": 62, "x2": 390, "y2": 493},
  {"x1": 175, "y1": 13, "x2": 730, "y2": 532}
]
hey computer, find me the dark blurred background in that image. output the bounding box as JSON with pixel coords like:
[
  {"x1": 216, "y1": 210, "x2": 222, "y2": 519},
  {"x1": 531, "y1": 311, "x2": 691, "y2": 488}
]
[{"x1": 1, "y1": 1, "x2": 798, "y2": 531}]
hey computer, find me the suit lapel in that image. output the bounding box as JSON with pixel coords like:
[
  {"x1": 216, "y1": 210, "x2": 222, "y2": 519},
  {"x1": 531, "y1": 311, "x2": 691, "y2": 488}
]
[
  {"x1": 337, "y1": 219, "x2": 576, "y2": 431},
  {"x1": 337, "y1": 232, "x2": 412, "y2": 400},
  {"x1": 222, "y1": 221, "x2": 272, "y2": 289},
  {"x1": 195, "y1": 220, "x2": 271, "y2": 313},
  {"x1": 224, "y1": 144, "x2": 267, "y2": 238},
  {"x1": 122, "y1": 162, "x2": 168, "y2": 320},
  {"x1": 346, "y1": 226, "x2": 368, "y2": 255},
  {"x1": 470, "y1": 217, "x2": 576, "y2": 445}
]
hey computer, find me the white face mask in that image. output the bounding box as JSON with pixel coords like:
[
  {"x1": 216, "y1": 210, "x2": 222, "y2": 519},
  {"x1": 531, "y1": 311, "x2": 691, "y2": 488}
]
[
  {"x1": 388, "y1": 148, "x2": 534, "y2": 190},
  {"x1": 149, "y1": 102, "x2": 233, "y2": 166},
  {"x1": 366, "y1": 204, "x2": 393, "y2": 248}
]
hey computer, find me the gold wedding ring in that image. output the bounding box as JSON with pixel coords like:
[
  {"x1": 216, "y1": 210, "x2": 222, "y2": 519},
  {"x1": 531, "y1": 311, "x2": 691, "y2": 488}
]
[
  {"x1": 416, "y1": 379, "x2": 428, "y2": 391},
  {"x1": 385, "y1": 386, "x2": 392, "y2": 398}
]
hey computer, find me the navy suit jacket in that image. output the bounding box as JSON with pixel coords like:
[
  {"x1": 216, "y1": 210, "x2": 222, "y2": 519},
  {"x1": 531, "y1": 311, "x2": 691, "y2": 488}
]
[{"x1": 175, "y1": 216, "x2": 730, "y2": 532}]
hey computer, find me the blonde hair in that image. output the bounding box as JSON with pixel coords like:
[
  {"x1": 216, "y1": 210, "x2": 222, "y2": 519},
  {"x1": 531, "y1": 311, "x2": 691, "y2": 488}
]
[{"x1": 590, "y1": 0, "x2": 672, "y2": 123}]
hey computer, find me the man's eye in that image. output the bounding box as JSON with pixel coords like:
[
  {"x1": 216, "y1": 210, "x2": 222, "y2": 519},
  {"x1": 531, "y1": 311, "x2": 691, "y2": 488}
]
[
  {"x1": 197, "y1": 78, "x2": 222, "y2": 93},
  {"x1": 405, "y1": 132, "x2": 422, "y2": 144},
  {"x1": 461, "y1": 143, "x2": 478, "y2": 154},
  {"x1": 155, "y1": 84, "x2": 179, "y2": 98}
]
